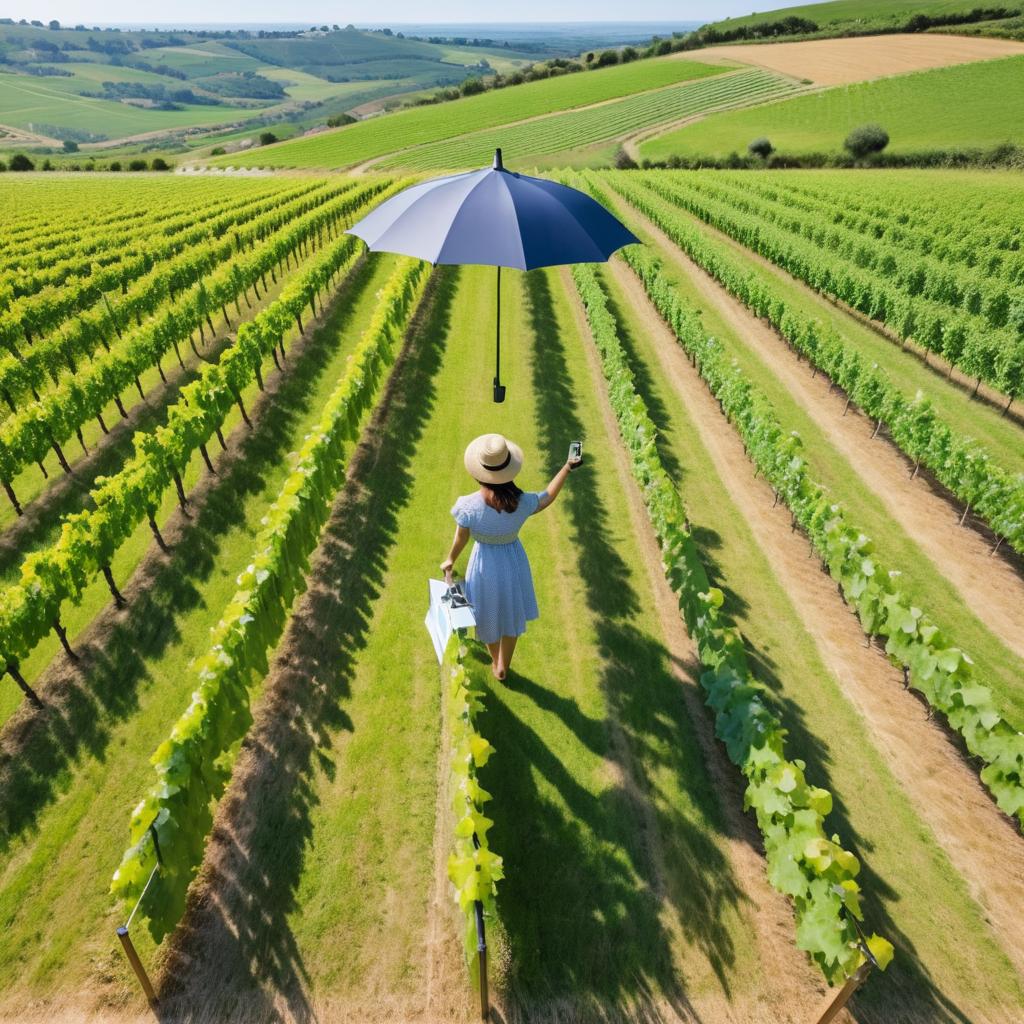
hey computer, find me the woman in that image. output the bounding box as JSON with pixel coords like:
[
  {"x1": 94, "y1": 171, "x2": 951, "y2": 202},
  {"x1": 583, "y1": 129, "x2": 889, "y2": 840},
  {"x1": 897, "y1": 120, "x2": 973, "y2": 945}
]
[{"x1": 441, "y1": 433, "x2": 580, "y2": 681}]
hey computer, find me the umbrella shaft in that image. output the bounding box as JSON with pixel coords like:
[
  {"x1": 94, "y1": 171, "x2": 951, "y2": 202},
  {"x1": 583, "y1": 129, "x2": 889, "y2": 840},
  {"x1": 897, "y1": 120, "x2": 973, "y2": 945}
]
[{"x1": 495, "y1": 265, "x2": 501, "y2": 384}]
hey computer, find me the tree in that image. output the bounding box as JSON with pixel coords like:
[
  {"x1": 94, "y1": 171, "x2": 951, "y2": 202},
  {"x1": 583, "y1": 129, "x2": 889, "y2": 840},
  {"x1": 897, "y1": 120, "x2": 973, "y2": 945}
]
[
  {"x1": 585, "y1": 51, "x2": 595, "y2": 64},
  {"x1": 48, "y1": 19, "x2": 60, "y2": 30},
  {"x1": 748, "y1": 137, "x2": 774, "y2": 159},
  {"x1": 259, "y1": 131, "x2": 278, "y2": 146},
  {"x1": 844, "y1": 123, "x2": 890, "y2": 159},
  {"x1": 62, "y1": 139, "x2": 79, "y2": 153},
  {"x1": 9, "y1": 153, "x2": 34, "y2": 171},
  {"x1": 151, "y1": 157, "x2": 171, "y2": 171},
  {"x1": 459, "y1": 77, "x2": 485, "y2": 97},
  {"x1": 596, "y1": 49, "x2": 619, "y2": 67},
  {"x1": 128, "y1": 158, "x2": 148, "y2": 171},
  {"x1": 620, "y1": 46, "x2": 639, "y2": 63},
  {"x1": 109, "y1": 160, "x2": 122, "y2": 171}
]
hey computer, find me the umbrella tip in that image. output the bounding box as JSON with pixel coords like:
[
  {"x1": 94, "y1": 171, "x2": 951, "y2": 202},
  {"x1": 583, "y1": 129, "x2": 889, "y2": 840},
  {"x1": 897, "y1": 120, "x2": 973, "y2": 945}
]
[{"x1": 493, "y1": 148, "x2": 503, "y2": 170}]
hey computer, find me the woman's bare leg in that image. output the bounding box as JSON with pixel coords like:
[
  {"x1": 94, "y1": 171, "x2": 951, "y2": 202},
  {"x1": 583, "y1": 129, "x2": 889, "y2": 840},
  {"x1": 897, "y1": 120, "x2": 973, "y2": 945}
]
[
  {"x1": 486, "y1": 641, "x2": 500, "y2": 672},
  {"x1": 496, "y1": 635, "x2": 519, "y2": 680}
]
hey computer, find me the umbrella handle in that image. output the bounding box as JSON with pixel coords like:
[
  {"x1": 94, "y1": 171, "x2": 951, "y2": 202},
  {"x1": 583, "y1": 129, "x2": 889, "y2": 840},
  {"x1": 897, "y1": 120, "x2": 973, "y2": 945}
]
[{"x1": 493, "y1": 266, "x2": 506, "y2": 403}]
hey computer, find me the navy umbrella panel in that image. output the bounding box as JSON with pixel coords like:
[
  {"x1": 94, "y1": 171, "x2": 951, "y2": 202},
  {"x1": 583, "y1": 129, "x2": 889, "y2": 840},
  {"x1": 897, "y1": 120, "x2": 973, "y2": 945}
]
[{"x1": 346, "y1": 149, "x2": 639, "y2": 401}]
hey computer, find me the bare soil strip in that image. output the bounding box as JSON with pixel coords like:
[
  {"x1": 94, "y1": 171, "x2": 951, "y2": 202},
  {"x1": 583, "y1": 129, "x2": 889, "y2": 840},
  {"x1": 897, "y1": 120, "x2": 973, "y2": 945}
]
[
  {"x1": 608, "y1": 256, "x2": 1024, "y2": 981},
  {"x1": 675, "y1": 33, "x2": 1024, "y2": 85},
  {"x1": 561, "y1": 268, "x2": 827, "y2": 1019},
  {"x1": 634, "y1": 218, "x2": 1024, "y2": 661}
]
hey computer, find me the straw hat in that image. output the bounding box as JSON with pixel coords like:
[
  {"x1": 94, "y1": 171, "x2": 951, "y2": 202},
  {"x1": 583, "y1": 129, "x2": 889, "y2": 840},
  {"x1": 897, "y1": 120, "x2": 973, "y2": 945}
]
[{"x1": 464, "y1": 433, "x2": 523, "y2": 485}]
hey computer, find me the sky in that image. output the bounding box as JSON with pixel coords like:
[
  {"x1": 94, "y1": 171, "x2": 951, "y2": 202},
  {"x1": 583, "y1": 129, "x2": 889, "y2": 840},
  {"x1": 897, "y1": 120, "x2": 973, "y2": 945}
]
[{"x1": 2, "y1": 1, "x2": 812, "y2": 26}]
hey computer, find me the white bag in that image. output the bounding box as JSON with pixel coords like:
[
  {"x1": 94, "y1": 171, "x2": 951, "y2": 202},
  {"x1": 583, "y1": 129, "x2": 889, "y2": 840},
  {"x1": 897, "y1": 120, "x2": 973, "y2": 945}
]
[{"x1": 424, "y1": 578, "x2": 477, "y2": 663}]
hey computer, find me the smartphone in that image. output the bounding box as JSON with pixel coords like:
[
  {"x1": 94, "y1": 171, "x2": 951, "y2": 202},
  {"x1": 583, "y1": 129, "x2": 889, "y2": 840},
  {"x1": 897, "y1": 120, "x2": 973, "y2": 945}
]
[{"x1": 568, "y1": 440, "x2": 583, "y2": 465}]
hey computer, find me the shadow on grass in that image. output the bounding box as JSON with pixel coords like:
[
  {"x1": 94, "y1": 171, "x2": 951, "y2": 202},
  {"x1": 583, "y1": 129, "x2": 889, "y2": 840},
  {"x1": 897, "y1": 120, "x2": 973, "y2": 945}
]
[
  {"x1": 0, "y1": 255, "x2": 379, "y2": 854},
  {"x1": 598, "y1": 264, "x2": 975, "y2": 1024},
  {"x1": 477, "y1": 268, "x2": 755, "y2": 1023},
  {"x1": 155, "y1": 268, "x2": 456, "y2": 1024}
]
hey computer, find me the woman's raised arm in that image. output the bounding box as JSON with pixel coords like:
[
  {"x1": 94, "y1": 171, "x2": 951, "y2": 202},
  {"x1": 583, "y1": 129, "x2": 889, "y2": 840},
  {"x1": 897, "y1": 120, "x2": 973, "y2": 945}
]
[{"x1": 537, "y1": 454, "x2": 581, "y2": 512}]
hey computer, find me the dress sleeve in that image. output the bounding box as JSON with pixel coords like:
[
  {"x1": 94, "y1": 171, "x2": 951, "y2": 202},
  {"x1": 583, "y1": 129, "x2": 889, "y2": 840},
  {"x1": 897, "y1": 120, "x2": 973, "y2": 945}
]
[
  {"x1": 451, "y1": 497, "x2": 474, "y2": 528},
  {"x1": 530, "y1": 491, "x2": 549, "y2": 514}
]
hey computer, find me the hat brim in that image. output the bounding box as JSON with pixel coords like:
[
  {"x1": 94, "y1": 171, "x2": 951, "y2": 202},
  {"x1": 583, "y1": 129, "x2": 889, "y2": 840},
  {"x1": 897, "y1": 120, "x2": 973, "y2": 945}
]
[{"x1": 465, "y1": 436, "x2": 523, "y2": 485}]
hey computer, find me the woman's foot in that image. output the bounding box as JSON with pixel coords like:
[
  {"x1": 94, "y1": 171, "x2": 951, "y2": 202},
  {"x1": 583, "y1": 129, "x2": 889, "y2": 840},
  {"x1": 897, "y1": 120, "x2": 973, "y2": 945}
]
[{"x1": 492, "y1": 664, "x2": 507, "y2": 682}]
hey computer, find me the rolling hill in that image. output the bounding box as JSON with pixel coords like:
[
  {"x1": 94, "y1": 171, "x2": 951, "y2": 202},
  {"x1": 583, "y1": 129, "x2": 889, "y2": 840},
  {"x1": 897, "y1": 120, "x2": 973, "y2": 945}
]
[{"x1": 639, "y1": 53, "x2": 1024, "y2": 161}]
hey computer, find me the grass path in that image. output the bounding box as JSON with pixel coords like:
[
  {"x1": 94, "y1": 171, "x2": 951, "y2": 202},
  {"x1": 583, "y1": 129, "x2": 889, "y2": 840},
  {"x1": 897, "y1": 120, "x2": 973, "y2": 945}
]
[
  {"x1": 597, "y1": 258, "x2": 1024, "y2": 1023},
  {"x1": 0, "y1": 251, "x2": 399, "y2": 1013},
  {"x1": 601, "y1": 186, "x2": 1024, "y2": 731},
  {"x1": 157, "y1": 262, "x2": 808, "y2": 1023}
]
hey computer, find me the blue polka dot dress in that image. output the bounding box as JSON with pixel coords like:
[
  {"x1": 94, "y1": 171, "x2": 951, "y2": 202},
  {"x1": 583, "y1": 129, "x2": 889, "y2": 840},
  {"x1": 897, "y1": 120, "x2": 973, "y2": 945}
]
[{"x1": 451, "y1": 490, "x2": 547, "y2": 644}]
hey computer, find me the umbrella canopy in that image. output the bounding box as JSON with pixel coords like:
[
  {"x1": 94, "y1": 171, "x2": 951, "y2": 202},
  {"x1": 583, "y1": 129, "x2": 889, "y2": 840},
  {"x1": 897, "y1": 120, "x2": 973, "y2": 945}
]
[{"x1": 347, "y1": 149, "x2": 638, "y2": 401}]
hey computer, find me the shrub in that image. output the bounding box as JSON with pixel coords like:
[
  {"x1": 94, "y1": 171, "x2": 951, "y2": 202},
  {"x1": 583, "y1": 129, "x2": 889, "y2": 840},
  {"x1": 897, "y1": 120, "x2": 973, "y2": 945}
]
[
  {"x1": 62, "y1": 139, "x2": 79, "y2": 153},
  {"x1": 613, "y1": 146, "x2": 638, "y2": 170},
  {"x1": 595, "y1": 49, "x2": 619, "y2": 67},
  {"x1": 0, "y1": 159, "x2": 5, "y2": 172},
  {"x1": 459, "y1": 76, "x2": 485, "y2": 96},
  {"x1": 127, "y1": 158, "x2": 147, "y2": 171},
  {"x1": 325, "y1": 113, "x2": 355, "y2": 128},
  {"x1": 210, "y1": 146, "x2": 226, "y2": 155},
  {"x1": 42, "y1": 158, "x2": 54, "y2": 170},
  {"x1": 748, "y1": 137, "x2": 774, "y2": 159},
  {"x1": 845, "y1": 123, "x2": 890, "y2": 158},
  {"x1": 109, "y1": 160, "x2": 122, "y2": 171},
  {"x1": 620, "y1": 46, "x2": 639, "y2": 63},
  {"x1": 259, "y1": 131, "x2": 278, "y2": 146},
  {"x1": 9, "y1": 153, "x2": 34, "y2": 171},
  {"x1": 150, "y1": 157, "x2": 170, "y2": 171}
]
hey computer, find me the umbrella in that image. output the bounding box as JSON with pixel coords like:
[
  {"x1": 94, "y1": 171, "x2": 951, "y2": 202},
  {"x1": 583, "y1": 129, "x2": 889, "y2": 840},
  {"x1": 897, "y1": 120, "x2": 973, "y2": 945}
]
[{"x1": 346, "y1": 148, "x2": 639, "y2": 402}]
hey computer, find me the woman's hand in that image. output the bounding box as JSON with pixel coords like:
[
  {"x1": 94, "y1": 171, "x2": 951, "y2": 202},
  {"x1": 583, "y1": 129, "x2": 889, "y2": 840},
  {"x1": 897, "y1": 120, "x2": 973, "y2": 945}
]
[{"x1": 440, "y1": 558, "x2": 454, "y2": 585}]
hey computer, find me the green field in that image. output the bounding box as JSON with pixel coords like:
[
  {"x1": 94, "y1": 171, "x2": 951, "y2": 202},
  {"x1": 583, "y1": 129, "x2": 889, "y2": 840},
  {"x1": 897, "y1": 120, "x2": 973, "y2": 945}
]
[
  {"x1": 0, "y1": 71, "x2": 258, "y2": 140},
  {"x1": 380, "y1": 68, "x2": 797, "y2": 171},
  {"x1": 640, "y1": 55, "x2": 1024, "y2": 160},
  {"x1": 210, "y1": 56, "x2": 731, "y2": 169}
]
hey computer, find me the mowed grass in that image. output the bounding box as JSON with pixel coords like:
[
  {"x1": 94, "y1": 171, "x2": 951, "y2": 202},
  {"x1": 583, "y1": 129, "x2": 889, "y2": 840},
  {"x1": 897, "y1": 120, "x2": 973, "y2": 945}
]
[
  {"x1": 598, "y1": 179, "x2": 1024, "y2": 729},
  {"x1": 0, "y1": 250, "x2": 400, "y2": 1005},
  {"x1": 381, "y1": 69, "x2": 796, "y2": 172},
  {"x1": 594, "y1": 259, "x2": 1024, "y2": 1023},
  {"x1": 266, "y1": 262, "x2": 764, "y2": 1016},
  {"x1": 211, "y1": 56, "x2": 729, "y2": 169},
  {"x1": 640, "y1": 55, "x2": 1024, "y2": 159}
]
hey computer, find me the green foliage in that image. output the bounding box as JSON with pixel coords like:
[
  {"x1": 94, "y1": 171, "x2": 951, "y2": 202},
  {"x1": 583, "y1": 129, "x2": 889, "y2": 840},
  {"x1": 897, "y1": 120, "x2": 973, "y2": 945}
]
[
  {"x1": 601, "y1": 185, "x2": 1024, "y2": 830},
  {"x1": 748, "y1": 136, "x2": 774, "y2": 159},
  {"x1": 845, "y1": 124, "x2": 890, "y2": 158},
  {"x1": 110, "y1": 250, "x2": 430, "y2": 941},
  {"x1": 607, "y1": 172, "x2": 1024, "y2": 559},
  {"x1": 568, "y1": 247, "x2": 892, "y2": 984},
  {"x1": 8, "y1": 153, "x2": 34, "y2": 171},
  {"x1": 0, "y1": 179, "x2": 403, "y2": 675},
  {"x1": 150, "y1": 157, "x2": 171, "y2": 171},
  {"x1": 259, "y1": 131, "x2": 278, "y2": 146},
  {"x1": 444, "y1": 637, "x2": 503, "y2": 970},
  {"x1": 635, "y1": 171, "x2": 1024, "y2": 408}
]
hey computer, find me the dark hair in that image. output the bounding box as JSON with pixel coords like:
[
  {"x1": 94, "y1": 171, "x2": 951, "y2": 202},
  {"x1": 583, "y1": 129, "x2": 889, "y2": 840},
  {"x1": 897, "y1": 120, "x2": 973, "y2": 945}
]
[{"x1": 478, "y1": 480, "x2": 522, "y2": 513}]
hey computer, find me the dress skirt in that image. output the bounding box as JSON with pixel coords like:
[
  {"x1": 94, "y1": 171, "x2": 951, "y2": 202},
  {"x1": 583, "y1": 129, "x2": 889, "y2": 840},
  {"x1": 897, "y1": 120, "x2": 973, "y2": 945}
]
[{"x1": 463, "y1": 538, "x2": 539, "y2": 644}]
